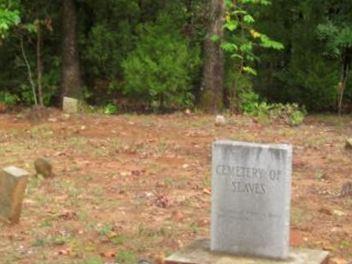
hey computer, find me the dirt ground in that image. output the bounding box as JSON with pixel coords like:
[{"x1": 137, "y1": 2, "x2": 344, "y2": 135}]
[{"x1": 0, "y1": 110, "x2": 351, "y2": 264}]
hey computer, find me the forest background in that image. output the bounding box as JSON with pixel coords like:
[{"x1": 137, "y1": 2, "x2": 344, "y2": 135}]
[{"x1": 0, "y1": 0, "x2": 351, "y2": 118}]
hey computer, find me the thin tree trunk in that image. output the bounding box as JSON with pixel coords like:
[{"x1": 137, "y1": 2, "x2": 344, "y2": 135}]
[
  {"x1": 199, "y1": 0, "x2": 225, "y2": 113},
  {"x1": 21, "y1": 37, "x2": 38, "y2": 106},
  {"x1": 61, "y1": 0, "x2": 82, "y2": 100},
  {"x1": 338, "y1": 53, "x2": 350, "y2": 115},
  {"x1": 338, "y1": 66, "x2": 349, "y2": 116},
  {"x1": 36, "y1": 21, "x2": 44, "y2": 106}
]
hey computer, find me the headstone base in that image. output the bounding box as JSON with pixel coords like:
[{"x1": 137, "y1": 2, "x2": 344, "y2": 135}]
[{"x1": 165, "y1": 239, "x2": 329, "y2": 264}]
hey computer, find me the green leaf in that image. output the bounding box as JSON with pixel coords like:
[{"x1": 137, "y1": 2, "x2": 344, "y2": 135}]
[
  {"x1": 210, "y1": 34, "x2": 220, "y2": 43},
  {"x1": 221, "y1": 42, "x2": 238, "y2": 53},
  {"x1": 260, "y1": 34, "x2": 284, "y2": 50},
  {"x1": 224, "y1": 20, "x2": 238, "y2": 31},
  {"x1": 231, "y1": 54, "x2": 244, "y2": 60},
  {"x1": 243, "y1": 66, "x2": 257, "y2": 76},
  {"x1": 243, "y1": 14, "x2": 255, "y2": 24},
  {"x1": 240, "y1": 42, "x2": 253, "y2": 53}
]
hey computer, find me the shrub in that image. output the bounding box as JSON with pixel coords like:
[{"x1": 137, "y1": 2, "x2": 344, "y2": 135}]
[
  {"x1": 103, "y1": 102, "x2": 118, "y2": 115},
  {"x1": 239, "y1": 89, "x2": 306, "y2": 126},
  {"x1": 122, "y1": 14, "x2": 201, "y2": 109},
  {"x1": 0, "y1": 91, "x2": 18, "y2": 105}
]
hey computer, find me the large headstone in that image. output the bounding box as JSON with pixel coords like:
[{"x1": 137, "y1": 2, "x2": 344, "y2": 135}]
[
  {"x1": 211, "y1": 141, "x2": 292, "y2": 259},
  {"x1": 0, "y1": 166, "x2": 29, "y2": 224},
  {"x1": 165, "y1": 140, "x2": 329, "y2": 264},
  {"x1": 63, "y1": 97, "x2": 79, "y2": 113}
]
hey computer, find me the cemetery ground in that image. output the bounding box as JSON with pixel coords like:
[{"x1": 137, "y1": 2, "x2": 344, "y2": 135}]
[{"x1": 0, "y1": 110, "x2": 351, "y2": 264}]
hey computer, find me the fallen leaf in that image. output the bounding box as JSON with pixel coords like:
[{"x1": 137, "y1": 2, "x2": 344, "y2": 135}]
[
  {"x1": 100, "y1": 251, "x2": 116, "y2": 258},
  {"x1": 203, "y1": 188, "x2": 211, "y2": 195},
  {"x1": 57, "y1": 249, "x2": 71, "y2": 256},
  {"x1": 333, "y1": 210, "x2": 346, "y2": 217},
  {"x1": 171, "y1": 210, "x2": 184, "y2": 222}
]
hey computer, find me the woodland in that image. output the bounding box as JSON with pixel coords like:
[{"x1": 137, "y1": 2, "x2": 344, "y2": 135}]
[{"x1": 0, "y1": 0, "x2": 351, "y2": 117}]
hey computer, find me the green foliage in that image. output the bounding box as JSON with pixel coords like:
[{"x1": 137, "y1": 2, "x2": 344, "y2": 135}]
[
  {"x1": 239, "y1": 89, "x2": 306, "y2": 126},
  {"x1": 317, "y1": 20, "x2": 352, "y2": 58},
  {"x1": 0, "y1": 1, "x2": 20, "y2": 39},
  {"x1": 0, "y1": 0, "x2": 350, "y2": 113},
  {"x1": 254, "y1": 0, "x2": 352, "y2": 112},
  {"x1": 103, "y1": 103, "x2": 118, "y2": 115},
  {"x1": 0, "y1": 91, "x2": 18, "y2": 105},
  {"x1": 223, "y1": 0, "x2": 283, "y2": 110},
  {"x1": 83, "y1": 22, "x2": 135, "y2": 79},
  {"x1": 239, "y1": 89, "x2": 260, "y2": 113},
  {"x1": 122, "y1": 11, "x2": 201, "y2": 109},
  {"x1": 83, "y1": 256, "x2": 104, "y2": 264},
  {"x1": 223, "y1": 0, "x2": 284, "y2": 75}
]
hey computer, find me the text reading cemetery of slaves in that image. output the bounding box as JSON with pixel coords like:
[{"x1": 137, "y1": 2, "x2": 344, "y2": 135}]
[{"x1": 216, "y1": 165, "x2": 282, "y2": 195}]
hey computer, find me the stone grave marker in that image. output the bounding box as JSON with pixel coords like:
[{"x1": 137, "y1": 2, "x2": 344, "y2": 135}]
[
  {"x1": 63, "y1": 96, "x2": 79, "y2": 113},
  {"x1": 165, "y1": 140, "x2": 329, "y2": 264},
  {"x1": 211, "y1": 140, "x2": 292, "y2": 259},
  {"x1": 0, "y1": 166, "x2": 29, "y2": 224}
]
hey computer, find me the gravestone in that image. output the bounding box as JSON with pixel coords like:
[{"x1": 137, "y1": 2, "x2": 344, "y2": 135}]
[
  {"x1": 211, "y1": 141, "x2": 292, "y2": 259},
  {"x1": 63, "y1": 97, "x2": 79, "y2": 113},
  {"x1": 0, "y1": 166, "x2": 29, "y2": 224},
  {"x1": 165, "y1": 140, "x2": 329, "y2": 264}
]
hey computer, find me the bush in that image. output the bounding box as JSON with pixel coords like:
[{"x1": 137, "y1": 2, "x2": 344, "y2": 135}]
[
  {"x1": 0, "y1": 91, "x2": 18, "y2": 105},
  {"x1": 122, "y1": 13, "x2": 201, "y2": 109},
  {"x1": 239, "y1": 89, "x2": 306, "y2": 126},
  {"x1": 103, "y1": 102, "x2": 118, "y2": 115}
]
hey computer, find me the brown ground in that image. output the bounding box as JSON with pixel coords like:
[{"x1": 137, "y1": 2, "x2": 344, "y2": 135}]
[{"x1": 0, "y1": 110, "x2": 351, "y2": 264}]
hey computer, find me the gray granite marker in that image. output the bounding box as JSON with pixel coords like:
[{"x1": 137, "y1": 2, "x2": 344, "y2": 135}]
[
  {"x1": 0, "y1": 166, "x2": 29, "y2": 224},
  {"x1": 211, "y1": 141, "x2": 292, "y2": 259}
]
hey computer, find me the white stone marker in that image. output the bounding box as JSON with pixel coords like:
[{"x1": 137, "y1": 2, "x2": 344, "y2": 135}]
[
  {"x1": 211, "y1": 141, "x2": 292, "y2": 259},
  {"x1": 0, "y1": 166, "x2": 29, "y2": 224},
  {"x1": 63, "y1": 97, "x2": 79, "y2": 113}
]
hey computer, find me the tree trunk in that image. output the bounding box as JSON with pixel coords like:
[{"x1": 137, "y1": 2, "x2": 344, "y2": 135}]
[
  {"x1": 61, "y1": 0, "x2": 82, "y2": 100},
  {"x1": 338, "y1": 50, "x2": 351, "y2": 115},
  {"x1": 36, "y1": 20, "x2": 44, "y2": 106},
  {"x1": 199, "y1": 0, "x2": 225, "y2": 113}
]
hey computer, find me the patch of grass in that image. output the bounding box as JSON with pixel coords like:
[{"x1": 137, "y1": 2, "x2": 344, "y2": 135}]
[
  {"x1": 164, "y1": 177, "x2": 175, "y2": 187},
  {"x1": 313, "y1": 114, "x2": 346, "y2": 128},
  {"x1": 190, "y1": 222, "x2": 199, "y2": 234},
  {"x1": 27, "y1": 176, "x2": 45, "y2": 194},
  {"x1": 39, "y1": 218, "x2": 53, "y2": 228},
  {"x1": 32, "y1": 237, "x2": 48, "y2": 247},
  {"x1": 115, "y1": 250, "x2": 137, "y2": 264},
  {"x1": 315, "y1": 170, "x2": 326, "y2": 181},
  {"x1": 97, "y1": 224, "x2": 112, "y2": 237},
  {"x1": 51, "y1": 233, "x2": 70, "y2": 246},
  {"x1": 156, "y1": 141, "x2": 169, "y2": 155},
  {"x1": 66, "y1": 136, "x2": 89, "y2": 149},
  {"x1": 291, "y1": 207, "x2": 313, "y2": 226},
  {"x1": 69, "y1": 239, "x2": 96, "y2": 258},
  {"x1": 339, "y1": 240, "x2": 351, "y2": 250},
  {"x1": 202, "y1": 173, "x2": 211, "y2": 188},
  {"x1": 54, "y1": 180, "x2": 81, "y2": 206},
  {"x1": 111, "y1": 234, "x2": 128, "y2": 246},
  {"x1": 83, "y1": 256, "x2": 104, "y2": 264},
  {"x1": 30, "y1": 125, "x2": 54, "y2": 139}
]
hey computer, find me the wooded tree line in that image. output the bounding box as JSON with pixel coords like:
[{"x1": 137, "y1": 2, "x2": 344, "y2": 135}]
[{"x1": 0, "y1": 0, "x2": 351, "y2": 113}]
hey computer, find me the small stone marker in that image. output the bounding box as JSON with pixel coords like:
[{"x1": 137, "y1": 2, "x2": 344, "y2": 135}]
[
  {"x1": 215, "y1": 115, "x2": 226, "y2": 126},
  {"x1": 0, "y1": 166, "x2": 29, "y2": 224},
  {"x1": 63, "y1": 96, "x2": 79, "y2": 113},
  {"x1": 165, "y1": 140, "x2": 329, "y2": 264},
  {"x1": 211, "y1": 141, "x2": 292, "y2": 259},
  {"x1": 34, "y1": 157, "x2": 53, "y2": 178}
]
